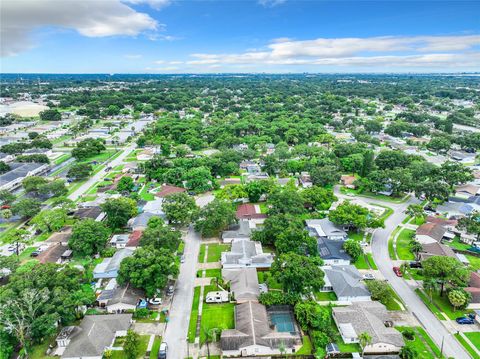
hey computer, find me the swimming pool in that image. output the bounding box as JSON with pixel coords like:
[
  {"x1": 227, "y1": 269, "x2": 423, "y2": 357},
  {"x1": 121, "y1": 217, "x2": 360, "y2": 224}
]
[{"x1": 270, "y1": 312, "x2": 295, "y2": 332}]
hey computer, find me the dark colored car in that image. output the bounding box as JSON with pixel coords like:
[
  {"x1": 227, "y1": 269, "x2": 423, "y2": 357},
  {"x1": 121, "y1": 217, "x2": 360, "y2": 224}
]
[
  {"x1": 456, "y1": 317, "x2": 475, "y2": 325},
  {"x1": 30, "y1": 251, "x2": 40, "y2": 257},
  {"x1": 409, "y1": 261, "x2": 422, "y2": 269}
]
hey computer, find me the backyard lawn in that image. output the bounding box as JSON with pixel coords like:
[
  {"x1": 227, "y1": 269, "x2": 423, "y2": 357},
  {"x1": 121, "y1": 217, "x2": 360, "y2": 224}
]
[
  {"x1": 314, "y1": 291, "x2": 338, "y2": 301},
  {"x1": 206, "y1": 243, "x2": 230, "y2": 262},
  {"x1": 354, "y1": 254, "x2": 370, "y2": 269},
  {"x1": 257, "y1": 271, "x2": 283, "y2": 290},
  {"x1": 365, "y1": 253, "x2": 378, "y2": 269},
  {"x1": 396, "y1": 229, "x2": 415, "y2": 260},
  {"x1": 200, "y1": 303, "x2": 235, "y2": 344},
  {"x1": 296, "y1": 335, "x2": 313, "y2": 355}
]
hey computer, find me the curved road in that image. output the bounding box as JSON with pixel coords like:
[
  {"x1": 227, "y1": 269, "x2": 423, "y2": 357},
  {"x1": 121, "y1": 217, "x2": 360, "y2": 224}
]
[{"x1": 334, "y1": 188, "x2": 471, "y2": 358}]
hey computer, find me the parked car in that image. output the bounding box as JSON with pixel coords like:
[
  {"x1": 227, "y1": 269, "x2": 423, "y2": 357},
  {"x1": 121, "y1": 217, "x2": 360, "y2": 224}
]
[
  {"x1": 393, "y1": 266, "x2": 402, "y2": 277},
  {"x1": 30, "y1": 251, "x2": 40, "y2": 257},
  {"x1": 456, "y1": 316, "x2": 475, "y2": 325},
  {"x1": 148, "y1": 297, "x2": 162, "y2": 305},
  {"x1": 180, "y1": 255, "x2": 185, "y2": 263},
  {"x1": 409, "y1": 261, "x2": 422, "y2": 269},
  {"x1": 166, "y1": 285, "x2": 174, "y2": 296},
  {"x1": 158, "y1": 342, "x2": 168, "y2": 359},
  {"x1": 363, "y1": 273, "x2": 375, "y2": 280}
]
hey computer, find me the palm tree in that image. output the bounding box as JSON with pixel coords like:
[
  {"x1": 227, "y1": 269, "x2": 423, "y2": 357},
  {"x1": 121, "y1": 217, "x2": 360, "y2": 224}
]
[
  {"x1": 358, "y1": 332, "x2": 373, "y2": 355},
  {"x1": 204, "y1": 327, "x2": 222, "y2": 358},
  {"x1": 409, "y1": 240, "x2": 423, "y2": 261},
  {"x1": 423, "y1": 278, "x2": 438, "y2": 302}
]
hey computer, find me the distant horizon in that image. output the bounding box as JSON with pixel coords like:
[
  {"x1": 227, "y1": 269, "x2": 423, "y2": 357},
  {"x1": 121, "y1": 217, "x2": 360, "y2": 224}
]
[
  {"x1": 2, "y1": 72, "x2": 480, "y2": 76},
  {"x1": 1, "y1": 1, "x2": 479, "y2": 73}
]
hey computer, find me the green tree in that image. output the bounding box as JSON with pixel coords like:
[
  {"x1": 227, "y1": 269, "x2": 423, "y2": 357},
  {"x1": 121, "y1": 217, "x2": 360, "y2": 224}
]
[
  {"x1": 117, "y1": 247, "x2": 179, "y2": 296},
  {"x1": 101, "y1": 197, "x2": 138, "y2": 229},
  {"x1": 123, "y1": 330, "x2": 140, "y2": 359},
  {"x1": 117, "y1": 176, "x2": 135, "y2": 193},
  {"x1": 365, "y1": 280, "x2": 391, "y2": 304},
  {"x1": 448, "y1": 289, "x2": 470, "y2": 311},
  {"x1": 343, "y1": 239, "x2": 363, "y2": 261},
  {"x1": 0, "y1": 161, "x2": 10, "y2": 174},
  {"x1": 409, "y1": 240, "x2": 423, "y2": 261},
  {"x1": 244, "y1": 181, "x2": 268, "y2": 202},
  {"x1": 427, "y1": 137, "x2": 451, "y2": 153},
  {"x1": 31, "y1": 208, "x2": 68, "y2": 232},
  {"x1": 39, "y1": 108, "x2": 61, "y2": 121},
  {"x1": 399, "y1": 344, "x2": 419, "y2": 359},
  {"x1": 423, "y1": 278, "x2": 438, "y2": 302},
  {"x1": 22, "y1": 176, "x2": 48, "y2": 194},
  {"x1": 5, "y1": 229, "x2": 30, "y2": 256},
  {"x1": 457, "y1": 212, "x2": 480, "y2": 240},
  {"x1": 275, "y1": 226, "x2": 318, "y2": 256},
  {"x1": 71, "y1": 138, "x2": 106, "y2": 160},
  {"x1": 183, "y1": 166, "x2": 214, "y2": 192},
  {"x1": 406, "y1": 204, "x2": 425, "y2": 222},
  {"x1": 301, "y1": 186, "x2": 337, "y2": 211},
  {"x1": 422, "y1": 256, "x2": 470, "y2": 296},
  {"x1": 294, "y1": 301, "x2": 331, "y2": 331},
  {"x1": 11, "y1": 198, "x2": 41, "y2": 219},
  {"x1": 358, "y1": 332, "x2": 373, "y2": 355},
  {"x1": 195, "y1": 199, "x2": 236, "y2": 237},
  {"x1": 310, "y1": 165, "x2": 340, "y2": 187},
  {"x1": 68, "y1": 219, "x2": 110, "y2": 256},
  {"x1": 268, "y1": 187, "x2": 306, "y2": 216},
  {"x1": 329, "y1": 201, "x2": 382, "y2": 230},
  {"x1": 140, "y1": 222, "x2": 181, "y2": 252},
  {"x1": 67, "y1": 163, "x2": 93, "y2": 181},
  {"x1": 0, "y1": 190, "x2": 16, "y2": 205},
  {"x1": 271, "y1": 253, "x2": 324, "y2": 295},
  {"x1": 163, "y1": 192, "x2": 199, "y2": 226}
]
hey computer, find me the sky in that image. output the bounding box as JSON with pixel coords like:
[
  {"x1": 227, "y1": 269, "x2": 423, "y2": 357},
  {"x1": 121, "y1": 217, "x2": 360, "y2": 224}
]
[{"x1": 1, "y1": 0, "x2": 480, "y2": 74}]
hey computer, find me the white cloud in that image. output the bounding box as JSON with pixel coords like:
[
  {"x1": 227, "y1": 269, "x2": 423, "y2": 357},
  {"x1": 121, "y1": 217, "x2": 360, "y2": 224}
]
[
  {"x1": 0, "y1": 0, "x2": 159, "y2": 56},
  {"x1": 123, "y1": 0, "x2": 171, "y2": 10},
  {"x1": 258, "y1": 0, "x2": 287, "y2": 7},
  {"x1": 182, "y1": 34, "x2": 480, "y2": 70}
]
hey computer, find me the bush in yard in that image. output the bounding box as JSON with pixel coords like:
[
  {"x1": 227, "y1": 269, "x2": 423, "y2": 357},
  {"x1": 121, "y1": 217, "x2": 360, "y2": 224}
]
[
  {"x1": 100, "y1": 247, "x2": 116, "y2": 257},
  {"x1": 448, "y1": 289, "x2": 471, "y2": 311},
  {"x1": 294, "y1": 301, "x2": 331, "y2": 331},
  {"x1": 399, "y1": 343, "x2": 419, "y2": 359},
  {"x1": 258, "y1": 291, "x2": 299, "y2": 306},
  {"x1": 311, "y1": 330, "x2": 330, "y2": 351},
  {"x1": 343, "y1": 239, "x2": 363, "y2": 261},
  {"x1": 402, "y1": 328, "x2": 415, "y2": 341},
  {"x1": 123, "y1": 329, "x2": 140, "y2": 359},
  {"x1": 133, "y1": 308, "x2": 150, "y2": 319},
  {"x1": 365, "y1": 280, "x2": 391, "y2": 305}
]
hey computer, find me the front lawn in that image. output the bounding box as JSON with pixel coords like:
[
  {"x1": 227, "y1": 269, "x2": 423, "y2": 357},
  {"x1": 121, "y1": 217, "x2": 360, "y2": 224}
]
[
  {"x1": 464, "y1": 332, "x2": 480, "y2": 351},
  {"x1": 365, "y1": 253, "x2": 378, "y2": 269},
  {"x1": 430, "y1": 291, "x2": 472, "y2": 320},
  {"x1": 388, "y1": 227, "x2": 400, "y2": 260},
  {"x1": 187, "y1": 286, "x2": 201, "y2": 342},
  {"x1": 149, "y1": 336, "x2": 162, "y2": 359},
  {"x1": 415, "y1": 289, "x2": 444, "y2": 320},
  {"x1": 396, "y1": 326, "x2": 438, "y2": 359},
  {"x1": 396, "y1": 229, "x2": 415, "y2": 260},
  {"x1": 111, "y1": 334, "x2": 150, "y2": 359},
  {"x1": 445, "y1": 237, "x2": 471, "y2": 251},
  {"x1": 354, "y1": 254, "x2": 370, "y2": 269},
  {"x1": 348, "y1": 230, "x2": 364, "y2": 242},
  {"x1": 206, "y1": 243, "x2": 230, "y2": 262},
  {"x1": 198, "y1": 244, "x2": 206, "y2": 263},
  {"x1": 200, "y1": 303, "x2": 235, "y2": 344},
  {"x1": 257, "y1": 271, "x2": 283, "y2": 290}
]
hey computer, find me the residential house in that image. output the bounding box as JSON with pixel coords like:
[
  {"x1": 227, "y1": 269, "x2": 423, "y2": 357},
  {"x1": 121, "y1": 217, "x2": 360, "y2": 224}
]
[
  {"x1": 222, "y1": 268, "x2": 260, "y2": 303},
  {"x1": 221, "y1": 238, "x2": 274, "y2": 269},
  {"x1": 59, "y1": 314, "x2": 132, "y2": 358},
  {"x1": 220, "y1": 177, "x2": 242, "y2": 188},
  {"x1": 247, "y1": 172, "x2": 270, "y2": 182},
  {"x1": 299, "y1": 172, "x2": 313, "y2": 188},
  {"x1": 415, "y1": 223, "x2": 452, "y2": 244},
  {"x1": 332, "y1": 301, "x2": 404, "y2": 354},
  {"x1": 425, "y1": 216, "x2": 458, "y2": 231},
  {"x1": 341, "y1": 175, "x2": 357, "y2": 189},
  {"x1": 322, "y1": 265, "x2": 371, "y2": 302},
  {"x1": 465, "y1": 272, "x2": 480, "y2": 309},
  {"x1": 126, "y1": 230, "x2": 143, "y2": 248},
  {"x1": 97, "y1": 281, "x2": 145, "y2": 313},
  {"x1": 265, "y1": 143, "x2": 275, "y2": 155},
  {"x1": 222, "y1": 219, "x2": 252, "y2": 243},
  {"x1": 109, "y1": 234, "x2": 130, "y2": 249},
  {"x1": 142, "y1": 198, "x2": 165, "y2": 216},
  {"x1": 306, "y1": 219, "x2": 347, "y2": 241},
  {"x1": 418, "y1": 242, "x2": 458, "y2": 262},
  {"x1": 128, "y1": 212, "x2": 158, "y2": 230},
  {"x1": 239, "y1": 160, "x2": 257, "y2": 171},
  {"x1": 236, "y1": 203, "x2": 267, "y2": 220},
  {"x1": 155, "y1": 184, "x2": 186, "y2": 198},
  {"x1": 455, "y1": 184, "x2": 480, "y2": 199},
  {"x1": 221, "y1": 301, "x2": 302, "y2": 357},
  {"x1": 449, "y1": 150, "x2": 476, "y2": 164},
  {"x1": 73, "y1": 206, "x2": 105, "y2": 222},
  {"x1": 436, "y1": 201, "x2": 474, "y2": 218},
  {"x1": 93, "y1": 249, "x2": 134, "y2": 279}
]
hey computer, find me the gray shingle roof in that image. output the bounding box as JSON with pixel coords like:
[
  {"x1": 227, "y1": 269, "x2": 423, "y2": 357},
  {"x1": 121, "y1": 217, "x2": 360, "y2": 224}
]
[
  {"x1": 222, "y1": 268, "x2": 260, "y2": 302},
  {"x1": 221, "y1": 239, "x2": 273, "y2": 267},
  {"x1": 333, "y1": 302, "x2": 404, "y2": 348},
  {"x1": 316, "y1": 237, "x2": 351, "y2": 261},
  {"x1": 61, "y1": 314, "x2": 132, "y2": 358},
  {"x1": 323, "y1": 265, "x2": 370, "y2": 299}
]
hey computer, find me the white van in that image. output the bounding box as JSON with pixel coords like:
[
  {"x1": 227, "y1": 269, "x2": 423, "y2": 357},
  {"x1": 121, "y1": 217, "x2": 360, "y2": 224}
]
[{"x1": 205, "y1": 291, "x2": 229, "y2": 303}]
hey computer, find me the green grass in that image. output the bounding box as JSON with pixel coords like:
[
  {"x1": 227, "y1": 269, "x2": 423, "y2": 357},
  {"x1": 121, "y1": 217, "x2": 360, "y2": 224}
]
[
  {"x1": 258, "y1": 203, "x2": 268, "y2": 213},
  {"x1": 149, "y1": 336, "x2": 162, "y2": 359},
  {"x1": 396, "y1": 327, "x2": 437, "y2": 359},
  {"x1": 388, "y1": 227, "x2": 400, "y2": 260},
  {"x1": 257, "y1": 271, "x2": 283, "y2": 290},
  {"x1": 29, "y1": 338, "x2": 57, "y2": 359},
  {"x1": 297, "y1": 335, "x2": 313, "y2": 355},
  {"x1": 200, "y1": 303, "x2": 235, "y2": 344},
  {"x1": 464, "y1": 332, "x2": 480, "y2": 351},
  {"x1": 416, "y1": 327, "x2": 443, "y2": 358},
  {"x1": 365, "y1": 253, "x2": 378, "y2": 269},
  {"x1": 359, "y1": 191, "x2": 410, "y2": 203},
  {"x1": 429, "y1": 291, "x2": 472, "y2": 320},
  {"x1": 402, "y1": 215, "x2": 412, "y2": 224},
  {"x1": 206, "y1": 243, "x2": 230, "y2": 262},
  {"x1": 202, "y1": 268, "x2": 222, "y2": 279},
  {"x1": 383, "y1": 285, "x2": 404, "y2": 311},
  {"x1": 445, "y1": 236, "x2": 472, "y2": 251},
  {"x1": 53, "y1": 153, "x2": 71, "y2": 165},
  {"x1": 415, "y1": 289, "x2": 444, "y2": 320},
  {"x1": 187, "y1": 286, "x2": 201, "y2": 342},
  {"x1": 337, "y1": 341, "x2": 361, "y2": 353},
  {"x1": 354, "y1": 254, "x2": 370, "y2": 269},
  {"x1": 111, "y1": 334, "x2": 150, "y2": 358},
  {"x1": 198, "y1": 244, "x2": 206, "y2": 263},
  {"x1": 396, "y1": 229, "x2": 415, "y2": 260},
  {"x1": 314, "y1": 291, "x2": 338, "y2": 301},
  {"x1": 455, "y1": 333, "x2": 479, "y2": 358},
  {"x1": 348, "y1": 230, "x2": 364, "y2": 242},
  {"x1": 139, "y1": 183, "x2": 155, "y2": 201},
  {"x1": 466, "y1": 254, "x2": 480, "y2": 271}
]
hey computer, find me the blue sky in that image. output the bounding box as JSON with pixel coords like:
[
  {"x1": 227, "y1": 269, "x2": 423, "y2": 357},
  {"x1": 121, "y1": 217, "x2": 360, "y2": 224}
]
[{"x1": 1, "y1": 0, "x2": 480, "y2": 73}]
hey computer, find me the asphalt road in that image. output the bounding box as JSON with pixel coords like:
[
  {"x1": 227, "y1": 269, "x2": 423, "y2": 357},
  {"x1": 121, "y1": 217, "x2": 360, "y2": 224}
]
[
  {"x1": 163, "y1": 226, "x2": 201, "y2": 359},
  {"x1": 368, "y1": 197, "x2": 471, "y2": 359},
  {"x1": 67, "y1": 143, "x2": 136, "y2": 201}
]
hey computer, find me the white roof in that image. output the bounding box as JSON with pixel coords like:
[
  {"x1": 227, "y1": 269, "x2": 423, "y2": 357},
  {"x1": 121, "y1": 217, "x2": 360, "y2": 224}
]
[{"x1": 339, "y1": 323, "x2": 357, "y2": 338}]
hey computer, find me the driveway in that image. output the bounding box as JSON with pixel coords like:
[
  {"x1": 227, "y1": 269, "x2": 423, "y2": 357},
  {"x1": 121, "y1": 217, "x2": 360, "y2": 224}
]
[
  {"x1": 370, "y1": 195, "x2": 471, "y2": 358},
  {"x1": 162, "y1": 225, "x2": 201, "y2": 358}
]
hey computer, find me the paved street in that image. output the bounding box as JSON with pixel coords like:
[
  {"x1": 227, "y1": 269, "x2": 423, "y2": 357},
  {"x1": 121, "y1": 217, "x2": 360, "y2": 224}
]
[
  {"x1": 163, "y1": 226, "x2": 201, "y2": 359},
  {"x1": 68, "y1": 143, "x2": 136, "y2": 201}
]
